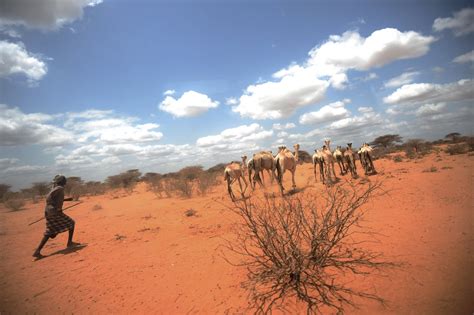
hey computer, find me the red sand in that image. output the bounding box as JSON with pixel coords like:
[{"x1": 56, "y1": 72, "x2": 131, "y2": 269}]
[{"x1": 1, "y1": 150, "x2": 472, "y2": 314}]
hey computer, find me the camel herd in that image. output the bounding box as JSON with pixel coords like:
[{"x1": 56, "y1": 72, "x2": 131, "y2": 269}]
[{"x1": 224, "y1": 140, "x2": 377, "y2": 201}]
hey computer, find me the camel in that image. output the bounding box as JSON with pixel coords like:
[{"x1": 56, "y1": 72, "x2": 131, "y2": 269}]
[
  {"x1": 241, "y1": 155, "x2": 248, "y2": 173},
  {"x1": 274, "y1": 145, "x2": 298, "y2": 193},
  {"x1": 344, "y1": 143, "x2": 358, "y2": 178},
  {"x1": 248, "y1": 151, "x2": 275, "y2": 189},
  {"x1": 223, "y1": 162, "x2": 248, "y2": 201},
  {"x1": 312, "y1": 149, "x2": 325, "y2": 183},
  {"x1": 359, "y1": 143, "x2": 377, "y2": 175},
  {"x1": 321, "y1": 140, "x2": 338, "y2": 184},
  {"x1": 333, "y1": 146, "x2": 347, "y2": 175}
]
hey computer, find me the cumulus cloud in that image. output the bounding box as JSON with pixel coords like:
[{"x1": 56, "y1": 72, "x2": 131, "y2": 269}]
[
  {"x1": 196, "y1": 123, "x2": 273, "y2": 149},
  {"x1": 384, "y1": 71, "x2": 420, "y2": 88},
  {"x1": 433, "y1": 8, "x2": 474, "y2": 36},
  {"x1": 232, "y1": 67, "x2": 329, "y2": 119},
  {"x1": 159, "y1": 90, "x2": 219, "y2": 118},
  {"x1": 299, "y1": 100, "x2": 351, "y2": 125},
  {"x1": 0, "y1": 41, "x2": 47, "y2": 81},
  {"x1": 63, "y1": 110, "x2": 164, "y2": 144},
  {"x1": 0, "y1": 0, "x2": 103, "y2": 31},
  {"x1": 0, "y1": 104, "x2": 73, "y2": 146},
  {"x1": 272, "y1": 123, "x2": 296, "y2": 130},
  {"x1": 231, "y1": 28, "x2": 435, "y2": 120},
  {"x1": 163, "y1": 89, "x2": 175, "y2": 96},
  {"x1": 307, "y1": 28, "x2": 435, "y2": 73},
  {"x1": 383, "y1": 79, "x2": 474, "y2": 105},
  {"x1": 453, "y1": 50, "x2": 474, "y2": 63},
  {"x1": 415, "y1": 103, "x2": 446, "y2": 117}
]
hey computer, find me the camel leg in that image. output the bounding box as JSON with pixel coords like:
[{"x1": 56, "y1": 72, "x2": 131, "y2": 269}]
[
  {"x1": 237, "y1": 177, "x2": 245, "y2": 199},
  {"x1": 367, "y1": 154, "x2": 377, "y2": 174},
  {"x1": 291, "y1": 170, "x2": 296, "y2": 190},
  {"x1": 313, "y1": 163, "x2": 318, "y2": 183},
  {"x1": 241, "y1": 175, "x2": 249, "y2": 194},
  {"x1": 320, "y1": 162, "x2": 325, "y2": 183},
  {"x1": 227, "y1": 178, "x2": 235, "y2": 201},
  {"x1": 331, "y1": 162, "x2": 337, "y2": 180}
]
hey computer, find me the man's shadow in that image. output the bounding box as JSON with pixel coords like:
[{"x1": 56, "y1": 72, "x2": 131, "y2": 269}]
[{"x1": 49, "y1": 243, "x2": 87, "y2": 256}]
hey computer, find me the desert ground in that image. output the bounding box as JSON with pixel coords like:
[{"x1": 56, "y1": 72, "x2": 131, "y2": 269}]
[{"x1": 0, "y1": 149, "x2": 472, "y2": 314}]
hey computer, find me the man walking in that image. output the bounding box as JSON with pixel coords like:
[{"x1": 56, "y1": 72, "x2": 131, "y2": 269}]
[{"x1": 33, "y1": 175, "x2": 80, "y2": 259}]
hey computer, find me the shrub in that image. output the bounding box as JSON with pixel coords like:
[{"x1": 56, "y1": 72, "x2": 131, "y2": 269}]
[
  {"x1": 84, "y1": 181, "x2": 107, "y2": 196},
  {"x1": 178, "y1": 165, "x2": 204, "y2": 181},
  {"x1": 423, "y1": 166, "x2": 438, "y2": 173},
  {"x1": 445, "y1": 144, "x2": 469, "y2": 155},
  {"x1": 0, "y1": 184, "x2": 11, "y2": 201},
  {"x1": 392, "y1": 154, "x2": 403, "y2": 162},
  {"x1": 4, "y1": 198, "x2": 25, "y2": 211},
  {"x1": 404, "y1": 139, "x2": 432, "y2": 159},
  {"x1": 65, "y1": 177, "x2": 84, "y2": 200},
  {"x1": 184, "y1": 209, "x2": 197, "y2": 217},
  {"x1": 197, "y1": 171, "x2": 219, "y2": 196},
  {"x1": 169, "y1": 178, "x2": 193, "y2": 198},
  {"x1": 92, "y1": 204, "x2": 102, "y2": 211},
  {"x1": 106, "y1": 169, "x2": 141, "y2": 193},
  {"x1": 224, "y1": 182, "x2": 395, "y2": 314}
]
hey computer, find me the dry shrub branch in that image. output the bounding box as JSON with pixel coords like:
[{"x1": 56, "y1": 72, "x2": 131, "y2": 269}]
[{"x1": 224, "y1": 181, "x2": 395, "y2": 314}]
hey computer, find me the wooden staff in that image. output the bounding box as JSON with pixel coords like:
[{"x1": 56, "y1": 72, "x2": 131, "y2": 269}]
[{"x1": 28, "y1": 202, "x2": 83, "y2": 226}]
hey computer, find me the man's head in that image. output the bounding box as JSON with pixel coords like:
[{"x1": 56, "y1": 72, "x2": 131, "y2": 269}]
[{"x1": 53, "y1": 175, "x2": 67, "y2": 186}]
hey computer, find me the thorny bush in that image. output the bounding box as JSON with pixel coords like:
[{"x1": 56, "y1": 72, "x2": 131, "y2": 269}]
[{"x1": 223, "y1": 181, "x2": 395, "y2": 314}]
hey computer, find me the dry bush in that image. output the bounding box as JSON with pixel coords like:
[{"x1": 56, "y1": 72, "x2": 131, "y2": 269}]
[
  {"x1": 84, "y1": 181, "x2": 107, "y2": 196},
  {"x1": 3, "y1": 197, "x2": 25, "y2": 211},
  {"x1": 392, "y1": 154, "x2": 403, "y2": 163},
  {"x1": 0, "y1": 184, "x2": 11, "y2": 201},
  {"x1": 106, "y1": 169, "x2": 141, "y2": 193},
  {"x1": 65, "y1": 177, "x2": 85, "y2": 200},
  {"x1": 197, "y1": 171, "x2": 219, "y2": 195},
  {"x1": 92, "y1": 204, "x2": 102, "y2": 211},
  {"x1": 445, "y1": 143, "x2": 469, "y2": 155},
  {"x1": 184, "y1": 208, "x2": 197, "y2": 217},
  {"x1": 404, "y1": 139, "x2": 432, "y2": 159},
  {"x1": 422, "y1": 166, "x2": 438, "y2": 173},
  {"x1": 223, "y1": 182, "x2": 394, "y2": 314},
  {"x1": 169, "y1": 177, "x2": 193, "y2": 198},
  {"x1": 178, "y1": 165, "x2": 204, "y2": 180}
]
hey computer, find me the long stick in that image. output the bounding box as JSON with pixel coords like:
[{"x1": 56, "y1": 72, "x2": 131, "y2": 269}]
[{"x1": 28, "y1": 202, "x2": 83, "y2": 226}]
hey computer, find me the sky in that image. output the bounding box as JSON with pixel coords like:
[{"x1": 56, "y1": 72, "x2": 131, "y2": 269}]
[{"x1": 0, "y1": 0, "x2": 473, "y2": 190}]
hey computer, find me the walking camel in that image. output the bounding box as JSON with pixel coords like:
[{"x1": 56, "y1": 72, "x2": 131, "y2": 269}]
[
  {"x1": 312, "y1": 149, "x2": 325, "y2": 183},
  {"x1": 322, "y1": 140, "x2": 338, "y2": 184},
  {"x1": 344, "y1": 143, "x2": 358, "y2": 178},
  {"x1": 333, "y1": 145, "x2": 347, "y2": 175},
  {"x1": 359, "y1": 143, "x2": 377, "y2": 175},
  {"x1": 223, "y1": 162, "x2": 248, "y2": 201},
  {"x1": 274, "y1": 144, "x2": 299, "y2": 193},
  {"x1": 248, "y1": 151, "x2": 275, "y2": 189}
]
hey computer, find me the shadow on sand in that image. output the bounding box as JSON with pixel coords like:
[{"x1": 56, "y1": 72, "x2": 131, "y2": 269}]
[{"x1": 34, "y1": 244, "x2": 88, "y2": 261}]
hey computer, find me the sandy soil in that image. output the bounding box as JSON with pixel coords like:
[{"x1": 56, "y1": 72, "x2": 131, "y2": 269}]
[{"x1": 1, "y1": 149, "x2": 473, "y2": 314}]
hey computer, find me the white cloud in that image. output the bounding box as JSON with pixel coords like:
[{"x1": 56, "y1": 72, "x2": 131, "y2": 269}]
[
  {"x1": 453, "y1": 50, "x2": 474, "y2": 63},
  {"x1": 384, "y1": 71, "x2": 420, "y2": 88},
  {"x1": 232, "y1": 28, "x2": 435, "y2": 120},
  {"x1": 433, "y1": 8, "x2": 474, "y2": 36},
  {"x1": 416, "y1": 103, "x2": 446, "y2": 117},
  {"x1": 307, "y1": 28, "x2": 435, "y2": 73},
  {"x1": 163, "y1": 89, "x2": 175, "y2": 96},
  {"x1": 159, "y1": 90, "x2": 219, "y2": 118},
  {"x1": 272, "y1": 123, "x2": 296, "y2": 130},
  {"x1": 299, "y1": 100, "x2": 351, "y2": 125},
  {"x1": 232, "y1": 67, "x2": 330, "y2": 120},
  {"x1": 64, "y1": 111, "x2": 163, "y2": 144},
  {"x1": 0, "y1": 158, "x2": 19, "y2": 170},
  {"x1": 196, "y1": 123, "x2": 273, "y2": 148},
  {"x1": 363, "y1": 72, "x2": 378, "y2": 81},
  {"x1": 101, "y1": 156, "x2": 121, "y2": 164},
  {"x1": 383, "y1": 79, "x2": 474, "y2": 105},
  {"x1": 0, "y1": 0, "x2": 103, "y2": 31},
  {"x1": 358, "y1": 106, "x2": 373, "y2": 113},
  {"x1": 1, "y1": 164, "x2": 48, "y2": 174},
  {"x1": 225, "y1": 97, "x2": 238, "y2": 105},
  {"x1": 0, "y1": 41, "x2": 47, "y2": 81},
  {"x1": 0, "y1": 104, "x2": 73, "y2": 146}
]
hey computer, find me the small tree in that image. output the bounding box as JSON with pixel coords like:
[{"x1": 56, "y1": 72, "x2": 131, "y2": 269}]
[
  {"x1": 371, "y1": 134, "x2": 403, "y2": 148},
  {"x1": 31, "y1": 182, "x2": 50, "y2": 197},
  {"x1": 0, "y1": 184, "x2": 11, "y2": 201},
  {"x1": 65, "y1": 176, "x2": 84, "y2": 200},
  {"x1": 445, "y1": 132, "x2": 461, "y2": 143}
]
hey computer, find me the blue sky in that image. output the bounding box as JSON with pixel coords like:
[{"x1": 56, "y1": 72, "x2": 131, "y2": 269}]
[{"x1": 1, "y1": 0, "x2": 473, "y2": 190}]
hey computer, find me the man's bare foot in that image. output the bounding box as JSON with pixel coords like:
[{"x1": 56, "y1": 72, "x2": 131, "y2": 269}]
[
  {"x1": 32, "y1": 251, "x2": 44, "y2": 261},
  {"x1": 67, "y1": 241, "x2": 81, "y2": 248}
]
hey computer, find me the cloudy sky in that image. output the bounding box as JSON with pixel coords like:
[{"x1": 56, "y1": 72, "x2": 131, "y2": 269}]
[{"x1": 1, "y1": 0, "x2": 473, "y2": 189}]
